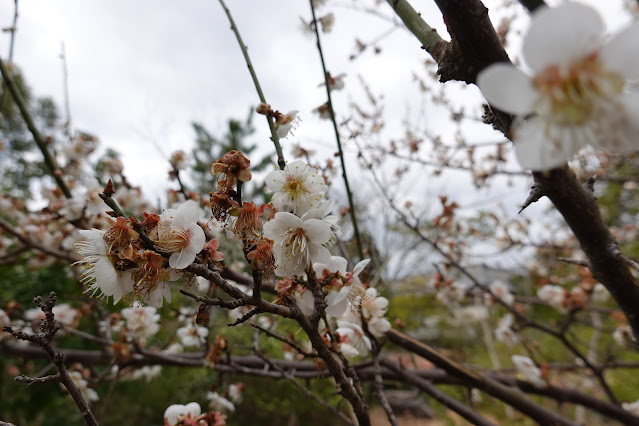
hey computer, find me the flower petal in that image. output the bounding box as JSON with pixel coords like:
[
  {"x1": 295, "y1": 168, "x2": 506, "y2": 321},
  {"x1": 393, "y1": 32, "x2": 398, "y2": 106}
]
[
  {"x1": 523, "y1": 3, "x2": 604, "y2": 72},
  {"x1": 302, "y1": 219, "x2": 331, "y2": 245},
  {"x1": 308, "y1": 243, "x2": 331, "y2": 265},
  {"x1": 601, "y1": 21, "x2": 639, "y2": 80},
  {"x1": 352, "y1": 259, "x2": 370, "y2": 277},
  {"x1": 601, "y1": 93, "x2": 639, "y2": 154},
  {"x1": 177, "y1": 200, "x2": 203, "y2": 225},
  {"x1": 477, "y1": 64, "x2": 537, "y2": 114},
  {"x1": 512, "y1": 118, "x2": 580, "y2": 170},
  {"x1": 264, "y1": 169, "x2": 285, "y2": 191}
]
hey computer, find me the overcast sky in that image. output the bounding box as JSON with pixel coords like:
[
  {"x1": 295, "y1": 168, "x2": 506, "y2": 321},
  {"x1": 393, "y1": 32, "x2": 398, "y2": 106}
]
[
  {"x1": 0, "y1": 0, "x2": 450, "y2": 197},
  {"x1": 0, "y1": 0, "x2": 633, "y2": 269}
]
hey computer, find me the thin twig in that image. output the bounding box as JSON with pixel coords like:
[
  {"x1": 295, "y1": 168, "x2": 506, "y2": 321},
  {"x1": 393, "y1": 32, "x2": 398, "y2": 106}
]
[
  {"x1": 7, "y1": 0, "x2": 18, "y2": 61},
  {"x1": 0, "y1": 216, "x2": 76, "y2": 262},
  {"x1": 372, "y1": 355, "x2": 398, "y2": 426},
  {"x1": 60, "y1": 42, "x2": 72, "y2": 141},
  {"x1": 216, "y1": 0, "x2": 286, "y2": 170},
  {"x1": 3, "y1": 293, "x2": 98, "y2": 425},
  {"x1": 309, "y1": 0, "x2": 364, "y2": 260},
  {"x1": 249, "y1": 322, "x2": 318, "y2": 358},
  {"x1": 255, "y1": 351, "x2": 356, "y2": 425},
  {"x1": 381, "y1": 358, "x2": 496, "y2": 426}
]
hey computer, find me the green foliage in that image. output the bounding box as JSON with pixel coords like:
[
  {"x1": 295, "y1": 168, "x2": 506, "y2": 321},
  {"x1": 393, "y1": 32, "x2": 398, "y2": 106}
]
[
  {"x1": 190, "y1": 108, "x2": 272, "y2": 202},
  {"x1": 0, "y1": 66, "x2": 61, "y2": 199},
  {"x1": 0, "y1": 262, "x2": 78, "y2": 307}
]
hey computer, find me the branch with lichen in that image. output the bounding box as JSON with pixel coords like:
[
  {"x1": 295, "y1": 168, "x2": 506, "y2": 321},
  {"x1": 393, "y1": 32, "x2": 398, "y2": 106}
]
[{"x1": 384, "y1": 0, "x2": 447, "y2": 61}]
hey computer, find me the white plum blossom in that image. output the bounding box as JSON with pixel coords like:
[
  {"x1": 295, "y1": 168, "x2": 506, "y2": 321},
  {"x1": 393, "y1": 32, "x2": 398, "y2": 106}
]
[
  {"x1": 177, "y1": 307, "x2": 196, "y2": 323},
  {"x1": 313, "y1": 255, "x2": 348, "y2": 278},
  {"x1": 275, "y1": 110, "x2": 299, "y2": 139},
  {"x1": 302, "y1": 199, "x2": 341, "y2": 245},
  {"x1": 164, "y1": 402, "x2": 202, "y2": 426},
  {"x1": 207, "y1": 391, "x2": 235, "y2": 413},
  {"x1": 155, "y1": 200, "x2": 206, "y2": 270},
  {"x1": 26, "y1": 303, "x2": 80, "y2": 328},
  {"x1": 129, "y1": 365, "x2": 162, "y2": 382},
  {"x1": 336, "y1": 320, "x2": 372, "y2": 358},
  {"x1": 53, "y1": 304, "x2": 79, "y2": 326},
  {"x1": 228, "y1": 383, "x2": 244, "y2": 404},
  {"x1": 623, "y1": 400, "x2": 639, "y2": 416},
  {"x1": 176, "y1": 323, "x2": 209, "y2": 347},
  {"x1": 591, "y1": 283, "x2": 610, "y2": 303},
  {"x1": 23, "y1": 307, "x2": 46, "y2": 323},
  {"x1": 196, "y1": 276, "x2": 211, "y2": 293},
  {"x1": 477, "y1": 3, "x2": 639, "y2": 170},
  {"x1": 319, "y1": 13, "x2": 335, "y2": 34},
  {"x1": 361, "y1": 288, "x2": 389, "y2": 321},
  {"x1": 315, "y1": 256, "x2": 371, "y2": 317},
  {"x1": 263, "y1": 212, "x2": 331, "y2": 277},
  {"x1": 296, "y1": 257, "x2": 373, "y2": 319},
  {"x1": 68, "y1": 371, "x2": 99, "y2": 403},
  {"x1": 0, "y1": 309, "x2": 10, "y2": 339},
  {"x1": 537, "y1": 284, "x2": 567, "y2": 312},
  {"x1": 325, "y1": 286, "x2": 353, "y2": 318},
  {"x1": 265, "y1": 160, "x2": 328, "y2": 216},
  {"x1": 295, "y1": 284, "x2": 351, "y2": 318},
  {"x1": 511, "y1": 355, "x2": 546, "y2": 388},
  {"x1": 75, "y1": 229, "x2": 134, "y2": 304},
  {"x1": 164, "y1": 343, "x2": 184, "y2": 354},
  {"x1": 141, "y1": 280, "x2": 175, "y2": 309},
  {"x1": 294, "y1": 289, "x2": 315, "y2": 316},
  {"x1": 487, "y1": 281, "x2": 514, "y2": 306},
  {"x1": 613, "y1": 324, "x2": 635, "y2": 347},
  {"x1": 319, "y1": 72, "x2": 345, "y2": 90},
  {"x1": 257, "y1": 315, "x2": 274, "y2": 330},
  {"x1": 436, "y1": 281, "x2": 470, "y2": 306},
  {"x1": 121, "y1": 304, "x2": 160, "y2": 341},
  {"x1": 495, "y1": 314, "x2": 519, "y2": 347},
  {"x1": 452, "y1": 305, "x2": 489, "y2": 324}
]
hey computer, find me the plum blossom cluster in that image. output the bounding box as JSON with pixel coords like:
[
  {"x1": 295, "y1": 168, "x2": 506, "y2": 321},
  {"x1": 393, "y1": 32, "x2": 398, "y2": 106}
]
[
  {"x1": 290, "y1": 255, "x2": 390, "y2": 358},
  {"x1": 67, "y1": 370, "x2": 99, "y2": 403},
  {"x1": 74, "y1": 200, "x2": 207, "y2": 307},
  {"x1": 254, "y1": 158, "x2": 390, "y2": 358},
  {"x1": 263, "y1": 160, "x2": 334, "y2": 276},
  {"x1": 163, "y1": 402, "x2": 227, "y2": 426},
  {"x1": 537, "y1": 282, "x2": 608, "y2": 314},
  {"x1": 176, "y1": 317, "x2": 209, "y2": 348},
  {"x1": 511, "y1": 355, "x2": 546, "y2": 388},
  {"x1": 335, "y1": 285, "x2": 391, "y2": 358},
  {"x1": 477, "y1": 3, "x2": 639, "y2": 170},
  {"x1": 162, "y1": 383, "x2": 241, "y2": 425},
  {"x1": 209, "y1": 151, "x2": 276, "y2": 277},
  {"x1": 120, "y1": 303, "x2": 161, "y2": 342}
]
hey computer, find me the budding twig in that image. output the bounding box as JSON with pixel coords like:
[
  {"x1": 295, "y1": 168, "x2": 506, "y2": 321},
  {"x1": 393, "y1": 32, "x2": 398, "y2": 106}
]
[
  {"x1": 3, "y1": 292, "x2": 98, "y2": 426},
  {"x1": 216, "y1": 0, "x2": 286, "y2": 170}
]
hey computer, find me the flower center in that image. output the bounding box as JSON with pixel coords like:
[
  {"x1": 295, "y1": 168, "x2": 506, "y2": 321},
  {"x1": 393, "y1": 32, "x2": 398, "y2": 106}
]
[
  {"x1": 532, "y1": 52, "x2": 624, "y2": 125},
  {"x1": 282, "y1": 228, "x2": 308, "y2": 255},
  {"x1": 284, "y1": 176, "x2": 308, "y2": 197},
  {"x1": 280, "y1": 228, "x2": 312, "y2": 270},
  {"x1": 156, "y1": 227, "x2": 191, "y2": 253}
]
